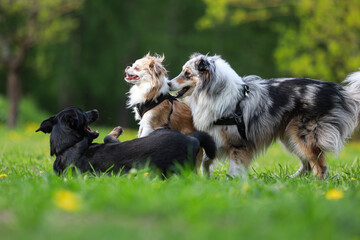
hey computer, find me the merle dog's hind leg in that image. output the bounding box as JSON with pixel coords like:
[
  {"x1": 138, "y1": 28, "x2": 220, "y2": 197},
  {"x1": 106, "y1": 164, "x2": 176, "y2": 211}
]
[
  {"x1": 104, "y1": 126, "x2": 123, "y2": 143},
  {"x1": 290, "y1": 157, "x2": 312, "y2": 178},
  {"x1": 279, "y1": 137, "x2": 312, "y2": 178}
]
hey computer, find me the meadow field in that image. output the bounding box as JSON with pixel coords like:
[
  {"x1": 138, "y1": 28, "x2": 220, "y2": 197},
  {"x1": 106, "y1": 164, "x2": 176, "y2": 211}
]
[{"x1": 0, "y1": 124, "x2": 360, "y2": 240}]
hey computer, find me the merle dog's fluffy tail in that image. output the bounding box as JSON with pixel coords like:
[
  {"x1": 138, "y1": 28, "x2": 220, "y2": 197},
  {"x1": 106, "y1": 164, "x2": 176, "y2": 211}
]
[
  {"x1": 344, "y1": 71, "x2": 360, "y2": 122},
  {"x1": 189, "y1": 131, "x2": 216, "y2": 159}
]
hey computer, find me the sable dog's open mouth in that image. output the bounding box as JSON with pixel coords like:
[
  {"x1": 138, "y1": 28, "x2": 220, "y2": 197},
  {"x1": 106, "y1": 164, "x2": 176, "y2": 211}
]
[
  {"x1": 175, "y1": 86, "x2": 190, "y2": 98},
  {"x1": 125, "y1": 67, "x2": 140, "y2": 81},
  {"x1": 125, "y1": 73, "x2": 140, "y2": 81}
]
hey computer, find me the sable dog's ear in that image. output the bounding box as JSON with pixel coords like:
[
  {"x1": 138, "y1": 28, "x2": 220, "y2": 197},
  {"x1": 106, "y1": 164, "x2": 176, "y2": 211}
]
[
  {"x1": 36, "y1": 116, "x2": 55, "y2": 133},
  {"x1": 149, "y1": 57, "x2": 166, "y2": 78},
  {"x1": 197, "y1": 58, "x2": 210, "y2": 72}
]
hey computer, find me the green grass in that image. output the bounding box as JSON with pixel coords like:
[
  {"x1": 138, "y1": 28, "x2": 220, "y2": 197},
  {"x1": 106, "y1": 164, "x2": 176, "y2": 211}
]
[{"x1": 1, "y1": 123, "x2": 360, "y2": 240}]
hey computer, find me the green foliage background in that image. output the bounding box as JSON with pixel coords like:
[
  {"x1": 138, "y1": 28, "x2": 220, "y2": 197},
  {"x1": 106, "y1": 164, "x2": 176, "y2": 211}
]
[
  {"x1": 200, "y1": 0, "x2": 360, "y2": 81},
  {"x1": 1, "y1": 0, "x2": 279, "y2": 126},
  {"x1": 1, "y1": 0, "x2": 360, "y2": 126}
]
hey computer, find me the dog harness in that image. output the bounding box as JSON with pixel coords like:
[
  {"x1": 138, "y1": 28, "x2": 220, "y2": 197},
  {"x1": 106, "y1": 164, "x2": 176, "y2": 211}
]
[
  {"x1": 213, "y1": 85, "x2": 250, "y2": 141},
  {"x1": 135, "y1": 93, "x2": 177, "y2": 118}
]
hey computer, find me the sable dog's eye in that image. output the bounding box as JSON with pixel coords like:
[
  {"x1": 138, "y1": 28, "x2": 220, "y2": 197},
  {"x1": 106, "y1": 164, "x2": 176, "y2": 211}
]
[{"x1": 184, "y1": 71, "x2": 191, "y2": 79}]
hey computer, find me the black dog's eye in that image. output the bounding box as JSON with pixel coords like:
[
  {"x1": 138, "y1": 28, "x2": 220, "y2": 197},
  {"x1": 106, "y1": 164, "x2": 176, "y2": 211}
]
[{"x1": 184, "y1": 71, "x2": 191, "y2": 79}]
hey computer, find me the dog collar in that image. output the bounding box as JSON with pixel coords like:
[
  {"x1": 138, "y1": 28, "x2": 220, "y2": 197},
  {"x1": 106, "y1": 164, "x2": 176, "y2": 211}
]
[
  {"x1": 213, "y1": 105, "x2": 247, "y2": 141},
  {"x1": 136, "y1": 94, "x2": 177, "y2": 118},
  {"x1": 213, "y1": 85, "x2": 250, "y2": 141}
]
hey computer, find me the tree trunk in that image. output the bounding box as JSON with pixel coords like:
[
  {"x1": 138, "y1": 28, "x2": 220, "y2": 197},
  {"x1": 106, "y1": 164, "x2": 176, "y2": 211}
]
[{"x1": 6, "y1": 66, "x2": 22, "y2": 128}]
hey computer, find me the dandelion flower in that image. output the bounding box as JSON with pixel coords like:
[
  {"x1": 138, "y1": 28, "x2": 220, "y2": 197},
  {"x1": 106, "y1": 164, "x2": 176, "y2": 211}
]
[
  {"x1": 26, "y1": 123, "x2": 39, "y2": 134},
  {"x1": 0, "y1": 174, "x2": 7, "y2": 178},
  {"x1": 242, "y1": 183, "x2": 250, "y2": 192},
  {"x1": 350, "y1": 177, "x2": 356, "y2": 181},
  {"x1": 53, "y1": 189, "x2": 81, "y2": 212},
  {"x1": 9, "y1": 132, "x2": 21, "y2": 141},
  {"x1": 326, "y1": 189, "x2": 344, "y2": 201},
  {"x1": 143, "y1": 172, "x2": 149, "y2": 177}
]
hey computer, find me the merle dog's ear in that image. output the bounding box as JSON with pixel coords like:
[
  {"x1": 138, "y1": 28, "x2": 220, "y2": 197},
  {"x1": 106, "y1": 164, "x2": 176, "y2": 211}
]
[
  {"x1": 36, "y1": 116, "x2": 55, "y2": 133},
  {"x1": 197, "y1": 58, "x2": 210, "y2": 72}
]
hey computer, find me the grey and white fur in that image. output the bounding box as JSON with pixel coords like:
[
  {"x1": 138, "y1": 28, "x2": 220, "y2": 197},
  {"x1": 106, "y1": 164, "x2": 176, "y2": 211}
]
[{"x1": 169, "y1": 53, "x2": 360, "y2": 179}]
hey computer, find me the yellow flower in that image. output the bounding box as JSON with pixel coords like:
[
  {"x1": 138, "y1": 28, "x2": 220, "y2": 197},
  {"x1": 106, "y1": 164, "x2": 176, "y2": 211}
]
[
  {"x1": 242, "y1": 183, "x2": 250, "y2": 192},
  {"x1": 40, "y1": 171, "x2": 44, "y2": 174},
  {"x1": 9, "y1": 131, "x2": 21, "y2": 141},
  {"x1": 0, "y1": 174, "x2": 8, "y2": 178},
  {"x1": 25, "y1": 122, "x2": 39, "y2": 134},
  {"x1": 350, "y1": 177, "x2": 356, "y2": 181},
  {"x1": 53, "y1": 189, "x2": 81, "y2": 212},
  {"x1": 326, "y1": 189, "x2": 344, "y2": 201},
  {"x1": 143, "y1": 172, "x2": 149, "y2": 177}
]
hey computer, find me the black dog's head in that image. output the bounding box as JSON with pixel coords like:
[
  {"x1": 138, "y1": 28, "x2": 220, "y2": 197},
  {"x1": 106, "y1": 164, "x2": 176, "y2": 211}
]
[{"x1": 36, "y1": 107, "x2": 99, "y2": 156}]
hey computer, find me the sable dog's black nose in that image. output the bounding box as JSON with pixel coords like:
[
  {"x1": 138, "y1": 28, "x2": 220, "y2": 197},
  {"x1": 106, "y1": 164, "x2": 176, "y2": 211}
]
[{"x1": 168, "y1": 82, "x2": 172, "y2": 88}]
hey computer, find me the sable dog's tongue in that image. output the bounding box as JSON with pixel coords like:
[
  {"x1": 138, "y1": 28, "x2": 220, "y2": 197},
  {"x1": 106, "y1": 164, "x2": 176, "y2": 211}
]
[
  {"x1": 126, "y1": 73, "x2": 140, "y2": 81},
  {"x1": 125, "y1": 67, "x2": 140, "y2": 81}
]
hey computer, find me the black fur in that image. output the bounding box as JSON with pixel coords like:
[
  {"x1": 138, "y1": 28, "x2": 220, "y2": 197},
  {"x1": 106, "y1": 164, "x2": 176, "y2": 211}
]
[
  {"x1": 197, "y1": 58, "x2": 210, "y2": 72},
  {"x1": 188, "y1": 131, "x2": 216, "y2": 159},
  {"x1": 36, "y1": 107, "x2": 216, "y2": 175}
]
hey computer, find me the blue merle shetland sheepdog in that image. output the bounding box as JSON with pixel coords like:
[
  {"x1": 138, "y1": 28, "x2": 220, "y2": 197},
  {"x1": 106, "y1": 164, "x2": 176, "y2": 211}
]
[{"x1": 168, "y1": 53, "x2": 360, "y2": 179}]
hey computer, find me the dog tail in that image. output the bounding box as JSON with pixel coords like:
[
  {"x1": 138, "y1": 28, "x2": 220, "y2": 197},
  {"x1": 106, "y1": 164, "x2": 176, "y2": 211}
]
[
  {"x1": 189, "y1": 131, "x2": 216, "y2": 159},
  {"x1": 344, "y1": 70, "x2": 360, "y2": 121},
  {"x1": 344, "y1": 71, "x2": 360, "y2": 101}
]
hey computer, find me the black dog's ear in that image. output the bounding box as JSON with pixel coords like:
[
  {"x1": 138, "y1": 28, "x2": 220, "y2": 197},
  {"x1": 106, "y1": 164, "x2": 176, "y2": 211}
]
[
  {"x1": 36, "y1": 116, "x2": 55, "y2": 133},
  {"x1": 197, "y1": 58, "x2": 210, "y2": 72}
]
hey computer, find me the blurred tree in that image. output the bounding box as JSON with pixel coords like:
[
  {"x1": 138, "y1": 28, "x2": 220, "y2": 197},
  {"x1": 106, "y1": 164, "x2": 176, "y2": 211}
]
[
  {"x1": 0, "y1": 0, "x2": 82, "y2": 128},
  {"x1": 199, "y1": 0, "x2": 360, "y2": 82},
  {"x1": 0, "y1": 0, "x2": 280, "y2": 127}
]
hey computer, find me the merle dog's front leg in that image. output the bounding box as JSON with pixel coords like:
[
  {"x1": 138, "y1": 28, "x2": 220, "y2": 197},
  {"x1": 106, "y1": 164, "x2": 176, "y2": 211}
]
[{"x1": 104, "y1": 126, "x2": 123, "y2": 143}]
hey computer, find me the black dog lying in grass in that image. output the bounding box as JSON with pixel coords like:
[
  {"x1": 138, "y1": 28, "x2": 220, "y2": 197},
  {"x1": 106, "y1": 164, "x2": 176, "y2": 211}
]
[{"x1": 36, "y1": 107, "x2": 216, "y2": 175}]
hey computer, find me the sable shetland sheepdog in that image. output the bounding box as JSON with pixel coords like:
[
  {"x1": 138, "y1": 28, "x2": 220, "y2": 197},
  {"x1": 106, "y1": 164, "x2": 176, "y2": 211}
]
[
  {"x1": 169, "y1": 53, "x2": 360, "y2": 179},
  {"x1": 125, "y1": 53, "x2": 195, "y2": 138}
]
